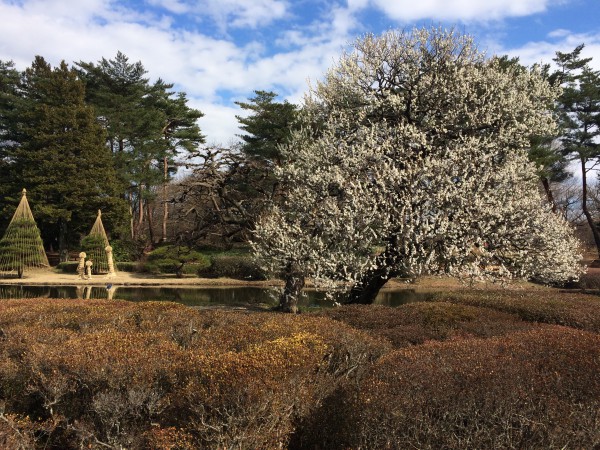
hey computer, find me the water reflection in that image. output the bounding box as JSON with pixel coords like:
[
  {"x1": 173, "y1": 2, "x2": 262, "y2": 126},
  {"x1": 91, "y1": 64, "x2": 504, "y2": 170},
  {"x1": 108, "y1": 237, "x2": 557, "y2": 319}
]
[{"x1": 0, "y1": 284, "x2": 435, "y2": 308}]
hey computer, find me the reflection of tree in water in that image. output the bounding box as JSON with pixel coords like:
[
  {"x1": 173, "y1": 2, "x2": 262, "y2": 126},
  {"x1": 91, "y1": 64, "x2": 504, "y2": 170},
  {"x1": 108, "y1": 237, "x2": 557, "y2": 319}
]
[
  {"x1": 0, "y1": 285, "x2": 51, "y2": 299},
  {"x1": 0, "y1": 285, "x2": 435, "y2": 306},
  {"x1": 113, "y1": 287, "x2": 279, "y2": 307}
]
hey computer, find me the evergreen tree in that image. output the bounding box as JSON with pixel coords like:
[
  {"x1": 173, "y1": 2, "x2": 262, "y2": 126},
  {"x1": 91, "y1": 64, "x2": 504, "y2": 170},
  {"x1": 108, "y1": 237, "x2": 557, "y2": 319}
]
[
  {"x1": 157, "y1": 87, "x2": 205, "y2": 241},
  {"x1": 7, "y1": 56, "x2": 127, "y2": 261},
  {"x1": 235, "y1": 90, "x2": 298, "y2": 164},
  {"x1": 76, "y1": 53, "x2": 204, "y2": 243},
  {"x1": 0, "y1": 60, "x2": 22, "y2": 229},
  {"x1": 0, "y1": 60, "x2": 20, "y2": 146},
  {"x1": 551, "y1": 45, "x2": 600, "y2": 256}
]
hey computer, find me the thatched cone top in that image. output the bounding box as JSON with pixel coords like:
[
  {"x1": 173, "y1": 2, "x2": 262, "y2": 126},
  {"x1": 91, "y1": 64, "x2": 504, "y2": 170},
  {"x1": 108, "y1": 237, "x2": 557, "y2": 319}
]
[
  {"x1": 11, "y1": 188, "x2": 37, "y2": 222},
  {"x1": 0, "y1": 188, "x2": 49, "y2": 277},
  {"x1": 90, "y1": 210, "x2": 109, "y2": 246}
]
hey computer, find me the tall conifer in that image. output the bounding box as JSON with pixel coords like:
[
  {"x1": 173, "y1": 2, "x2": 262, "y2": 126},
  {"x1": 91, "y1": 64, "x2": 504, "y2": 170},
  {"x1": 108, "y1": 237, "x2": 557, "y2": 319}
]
[{"x1": 7, "y1": 57, "x2": 127, "y2": 260}]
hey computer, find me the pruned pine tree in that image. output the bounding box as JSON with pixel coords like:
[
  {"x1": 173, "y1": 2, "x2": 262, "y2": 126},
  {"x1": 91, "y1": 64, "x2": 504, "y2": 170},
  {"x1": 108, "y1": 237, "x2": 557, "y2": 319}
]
[
  {"x1": 0, "y1": 189, "x2": 48, "y2": 278},
  {"x1": 175, "y1": 91, "x2": 297, "y2": 247},
  {"x1": 76, "y1": 53, "x2": 204, "y2": 245},
  {"x1": 550, "y1": 45, "x2": 600, "y2": 257},
  {"x1": 253, "y1": 28, "x2": 584, "y2": 312}
]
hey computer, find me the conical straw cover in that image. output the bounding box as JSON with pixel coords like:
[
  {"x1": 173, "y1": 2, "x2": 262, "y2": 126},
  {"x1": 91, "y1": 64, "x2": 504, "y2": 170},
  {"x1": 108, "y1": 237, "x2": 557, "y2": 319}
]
[
  {"x1": 83, "y1": 210, "x2": 114, "y2": 273},
  {"x1": 0, "y1": 189, "x2": 49, "y2": 274}
]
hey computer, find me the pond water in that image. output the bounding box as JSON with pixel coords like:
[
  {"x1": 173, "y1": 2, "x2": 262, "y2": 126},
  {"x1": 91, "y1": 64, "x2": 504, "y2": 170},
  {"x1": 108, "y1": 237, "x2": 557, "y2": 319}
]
[{"x1": 0, "y1": 284, "x2": 436, "y2": 309}]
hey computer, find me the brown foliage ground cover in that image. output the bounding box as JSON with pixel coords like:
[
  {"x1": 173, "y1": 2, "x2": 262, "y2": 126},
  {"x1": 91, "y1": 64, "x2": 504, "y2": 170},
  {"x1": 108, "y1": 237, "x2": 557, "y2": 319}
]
[
  {"x1": 1, "y1": 287, "x2": 600, "y2": 449},
  {"x1": 294, "y1": 326, "x2": 600, "y2": 449},
  {"x1": 318, "y1": 302, "x2": 537, "y2": 348},
  {"x1": 430, "y1": 289, "x2": 600, "y2": 332},
  {"x1": 0, "y1": 299, "x2": 387, "y2": 449}
]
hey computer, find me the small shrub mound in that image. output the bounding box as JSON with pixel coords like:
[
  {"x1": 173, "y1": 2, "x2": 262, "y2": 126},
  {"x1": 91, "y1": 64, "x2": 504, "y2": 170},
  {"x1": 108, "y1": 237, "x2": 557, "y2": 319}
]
[
  {"x1": 55, "y1": 261, "x2": 79, "y2": 273},
  {"x1": 294, "y1": 326, "x2": 600, "y2": 449},
  {"x1": 143, "y1": 245, "x2": 210, "y2": 277},
  {"x1": 115, "y1": 261, "x2": 138, "y2": 272},
  {"x1": 198, "y1": 254, "x2": 266, "y2": 280},
  {"x1": 567, "y1": 270, "x2": 600, "y2": 290},
  {"x1": 0, "y1": 299, "x2": 388, "y2": 449},
  {"x1": 319, "y1": 302, "x2": 534, "y2": 348}
]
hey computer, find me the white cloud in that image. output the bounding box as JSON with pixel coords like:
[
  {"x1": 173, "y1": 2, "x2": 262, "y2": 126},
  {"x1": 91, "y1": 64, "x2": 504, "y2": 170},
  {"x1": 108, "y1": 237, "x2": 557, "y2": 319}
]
[
  {"x1": 500, "y1": 30, "x2": 600, "y2": 69},
  {"x1": 349, "y1": 0, "x2": 556, "y2": 22},
  {"x1": 547, "y1": 28, "x2": 571, "y2": 38},
  {"x1": 195, "y1": 103, "x2": 243, "y2": 146},
  {"x1": 148, "y1": 0, "x2": 289, "y2": 29},
  {"x1": 0, "y1": 0, "x2": 298, "y2": 141},
  {"x1": 147, "y1": 0, "x2": 191, "y2": 15},
  {"x1": 2, "y1": 0, "x2": 595, "y2": 149}
]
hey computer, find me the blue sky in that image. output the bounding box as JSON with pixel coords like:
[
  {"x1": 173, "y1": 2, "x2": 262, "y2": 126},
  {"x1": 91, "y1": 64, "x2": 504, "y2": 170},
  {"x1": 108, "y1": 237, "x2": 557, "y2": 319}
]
[{"x1": 1, "y1": 0, "x2": 599, "y2": 145}]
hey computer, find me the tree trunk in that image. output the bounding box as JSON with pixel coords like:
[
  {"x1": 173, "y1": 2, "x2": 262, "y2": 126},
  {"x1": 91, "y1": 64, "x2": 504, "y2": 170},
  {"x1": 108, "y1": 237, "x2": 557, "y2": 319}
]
[
  {"x1": 581, "y1": 158, "x2": 600, "y2": 258},
  {"x1": 345, "y1": 243, "x2": 401, "y2": 304},
  {"x1": 541, "y1": 177, "x2": 557, "y2": 213},
  {"x1": 135, "y1": 185, "x2": 144, "y2": 239},
  {"x1": 129, "y1": 191, "x2": 134, "y2": 240},
  {"x1": 162, "y1": 155, "x2": 168, "y2": 242},
  {"x1": 58, "y1": 218, "x2": 68, "y2": 263},
  {"x1": 345, "y1": 266, "x2": 395, "y2": 304},
  {"x1": 146, "y1": 201, "x2": 155, "y2": 247},
  {"x1": 175, "y1": 263, "x2": 184, "y2": 279},
  {"x1": 277, "y1": 264, "x2": 304, "y2": 313}
]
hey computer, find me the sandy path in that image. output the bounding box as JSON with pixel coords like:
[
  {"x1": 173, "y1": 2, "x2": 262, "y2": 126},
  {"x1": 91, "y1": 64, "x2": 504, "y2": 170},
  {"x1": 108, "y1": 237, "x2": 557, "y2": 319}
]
[{"x1": 0, "y1": 269, "x2": 283, "y2": 288}]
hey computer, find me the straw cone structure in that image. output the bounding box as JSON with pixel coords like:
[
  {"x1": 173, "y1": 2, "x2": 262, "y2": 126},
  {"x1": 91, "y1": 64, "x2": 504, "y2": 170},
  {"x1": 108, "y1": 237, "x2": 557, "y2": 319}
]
[
  {"x1": 0, "y1": 189, "x2": 49, "y2": 277},
  {"x1": 82, "y1": 210, "x2": 114, "y2": 274}
]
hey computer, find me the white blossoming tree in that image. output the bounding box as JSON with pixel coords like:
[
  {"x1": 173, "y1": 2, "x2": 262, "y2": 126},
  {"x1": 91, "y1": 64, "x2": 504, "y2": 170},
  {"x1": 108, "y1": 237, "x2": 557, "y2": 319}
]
[{"x1": 253, "y1": 28, "x2": 584, "y2": 312}]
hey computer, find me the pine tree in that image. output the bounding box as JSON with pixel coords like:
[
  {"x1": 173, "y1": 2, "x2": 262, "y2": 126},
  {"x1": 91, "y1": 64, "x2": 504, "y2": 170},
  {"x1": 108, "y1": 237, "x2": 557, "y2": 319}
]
[
  {"x1": 7, "y1": 57, "x2": 128, "y2": 261},
  {"x1": 235, "y1": 90, "x2": 298, "y2": 165},
  {"x1": 158, "y1": 88, "x2": 205, "y2": 241},
  {"x1": 76, "y1": 53, "x2": 204, "y2": 243},
  {"x1": 0, "y1": 60, "x2": 22, "y2": 230},
  {"x1": 551, "y1": 45, "x2": 600, "y2": 256}
]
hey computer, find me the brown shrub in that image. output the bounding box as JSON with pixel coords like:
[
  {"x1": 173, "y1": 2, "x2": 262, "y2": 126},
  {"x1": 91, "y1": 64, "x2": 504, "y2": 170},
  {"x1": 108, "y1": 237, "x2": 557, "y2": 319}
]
[
  {"x1": 297, "y1": 326, "x2": 600, "y2": 449},
  {"x1": 141, "y1": 426, "x2": 195, "y2": 450},
  {"x1": 433, "y1": 289, "x2": 600, "y2": 332},
  {"x1": 0, "y1": 299, "x2": 388, "y2": 449},
  {"x1": 0, "y1": 414, "x2": 39, "y2": 450},
  {"x1": 319, "y1": 302, "x2": 534, "y2": 348}
]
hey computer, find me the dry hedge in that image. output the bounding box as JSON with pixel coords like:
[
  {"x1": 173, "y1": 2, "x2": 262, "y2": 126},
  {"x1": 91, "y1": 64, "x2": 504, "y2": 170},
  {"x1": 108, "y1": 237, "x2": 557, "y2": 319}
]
[
  {"x1": 318, "y1": 302, "x2": 535, "y2": 348},
  {"x1": 0, "y1": 299, "x2": 388, "y2": 449},
  {"x1": 293, "y1": 326, "x2": 600, "y2": 449},
  {"x1": 432, "y1": 289, "x2": 600, "y2": 332},
  {"x1": 2, "y1": 294, "x2": 599, "y2": 449}
]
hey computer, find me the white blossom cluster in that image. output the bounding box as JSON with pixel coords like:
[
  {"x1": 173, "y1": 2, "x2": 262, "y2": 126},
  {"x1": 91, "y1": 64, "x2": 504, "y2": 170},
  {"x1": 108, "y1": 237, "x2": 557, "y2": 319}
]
[{"x1": 253, "y1": 28, "x2": 584, "y2": 298}]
